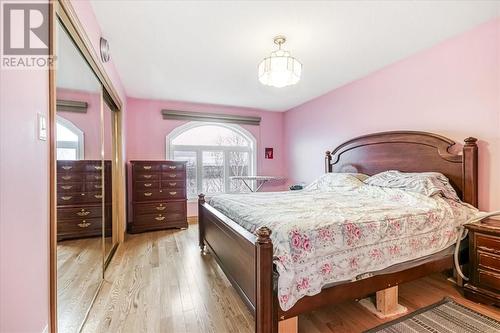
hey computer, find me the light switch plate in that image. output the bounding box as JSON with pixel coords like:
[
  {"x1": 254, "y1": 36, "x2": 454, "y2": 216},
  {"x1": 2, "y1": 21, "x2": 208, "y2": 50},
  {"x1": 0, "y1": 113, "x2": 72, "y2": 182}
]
[{"x1": 38, "y1": 113, "x2": 47, "y2": 141}]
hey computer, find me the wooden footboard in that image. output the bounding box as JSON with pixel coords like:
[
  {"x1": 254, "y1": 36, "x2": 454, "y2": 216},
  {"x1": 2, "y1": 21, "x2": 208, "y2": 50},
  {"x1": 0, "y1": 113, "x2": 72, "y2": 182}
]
[
  {"x1": 198, "y1": 195, "x2": 268, "y2": 309},
  {"x1": 199, "y1": 194, "x2": 276, "y2": 332}
]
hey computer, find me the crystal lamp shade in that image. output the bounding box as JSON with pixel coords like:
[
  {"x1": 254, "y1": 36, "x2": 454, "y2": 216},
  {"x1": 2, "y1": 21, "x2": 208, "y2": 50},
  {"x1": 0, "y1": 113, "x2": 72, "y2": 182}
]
[{"x1": 258, "y1": 49, "x2": 302, "y2": 88}]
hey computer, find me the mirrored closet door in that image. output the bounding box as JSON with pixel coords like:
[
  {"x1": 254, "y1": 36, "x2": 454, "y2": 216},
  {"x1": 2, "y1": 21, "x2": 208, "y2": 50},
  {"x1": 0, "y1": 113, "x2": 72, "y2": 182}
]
[{"x1": 55, "y1": 17, "x2": 117, "y2": 333}]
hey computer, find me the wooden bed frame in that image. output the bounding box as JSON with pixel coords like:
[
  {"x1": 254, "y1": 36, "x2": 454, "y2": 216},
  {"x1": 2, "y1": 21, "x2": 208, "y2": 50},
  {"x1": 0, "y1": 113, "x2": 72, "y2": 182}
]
[{"x1": 198, "y1": 131, "x2": 478, "y2": 333}]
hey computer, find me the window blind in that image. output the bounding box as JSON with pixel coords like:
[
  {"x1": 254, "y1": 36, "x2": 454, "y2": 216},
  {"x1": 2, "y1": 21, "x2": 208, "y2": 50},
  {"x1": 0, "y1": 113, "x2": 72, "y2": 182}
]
[
  {"x1": 161, "y1": 110, "x2": 261, "y2": 126},
  {"x1": 56, "y1": 100, "x2": 88, "y2": 113}
]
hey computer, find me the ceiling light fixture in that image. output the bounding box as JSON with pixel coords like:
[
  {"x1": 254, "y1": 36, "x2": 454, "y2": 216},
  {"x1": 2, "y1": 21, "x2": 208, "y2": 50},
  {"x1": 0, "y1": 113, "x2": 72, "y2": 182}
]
[{"x1": 258, "y1": 35, "x2": 302, "y2": 88}]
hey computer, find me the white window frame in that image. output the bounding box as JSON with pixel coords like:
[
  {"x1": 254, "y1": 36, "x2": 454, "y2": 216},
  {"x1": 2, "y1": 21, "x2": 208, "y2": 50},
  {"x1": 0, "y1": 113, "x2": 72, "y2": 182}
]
[
  {"x1": 166, "y1": 121, "x2": 257, "y2": 199},
  {"x1": 56, "y1": 115, "x2": 84, "y2": 160}
]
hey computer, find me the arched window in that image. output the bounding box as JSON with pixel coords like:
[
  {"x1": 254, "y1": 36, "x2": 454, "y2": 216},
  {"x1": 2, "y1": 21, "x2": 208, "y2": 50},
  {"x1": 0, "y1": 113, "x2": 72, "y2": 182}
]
[
  {"x1": 56, "y1": 116, "x2": 84, "y2": 160},
  {"x1": 167, "y1": 122, "x2": 256, "y2": 198}
]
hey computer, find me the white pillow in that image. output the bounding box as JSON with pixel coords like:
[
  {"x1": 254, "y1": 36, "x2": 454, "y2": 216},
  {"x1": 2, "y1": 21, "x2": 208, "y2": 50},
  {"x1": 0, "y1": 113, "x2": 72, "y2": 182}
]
[
  {"x1": 305, "y1": 173, "x2": 368, "y2": 191},
  {"x1": 364, "y1": 170, "x2": 460, "y2": 201}
]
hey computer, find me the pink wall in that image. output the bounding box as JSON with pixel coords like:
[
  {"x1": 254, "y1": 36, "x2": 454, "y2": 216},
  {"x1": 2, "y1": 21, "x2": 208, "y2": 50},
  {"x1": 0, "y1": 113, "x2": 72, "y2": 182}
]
[
  {"x1": 284, "y1": 18, "x2": 500, "y2": 211},
  {"x1": 0, "y1": 53, "x2": 50, "y2": 333},
  {"x1": 126, "y1": 97, "x2": 286, "y2": 215},
  {"x1": 0, "y1": 2, "x2": 127, "y2": 332}
]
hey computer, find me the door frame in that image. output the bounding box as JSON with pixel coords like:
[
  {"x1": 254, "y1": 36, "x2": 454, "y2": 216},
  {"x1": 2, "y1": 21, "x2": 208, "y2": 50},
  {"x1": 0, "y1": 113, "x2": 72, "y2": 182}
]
[{"x1": 48, "y1": 1, "x2": 126, "y2": 332}]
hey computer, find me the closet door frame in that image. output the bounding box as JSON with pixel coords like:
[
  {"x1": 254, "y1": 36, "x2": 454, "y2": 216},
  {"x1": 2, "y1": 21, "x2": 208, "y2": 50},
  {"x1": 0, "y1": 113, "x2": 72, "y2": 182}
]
[{"x1": 48, "y1": 1, "x2": 126, "y2": 332}]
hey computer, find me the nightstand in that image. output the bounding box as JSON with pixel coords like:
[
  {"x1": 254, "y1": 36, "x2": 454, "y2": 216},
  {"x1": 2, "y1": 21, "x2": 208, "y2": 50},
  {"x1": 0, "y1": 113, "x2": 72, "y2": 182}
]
[{"x1": 464, "y1": 218, "x2": 500, "y2": 306}]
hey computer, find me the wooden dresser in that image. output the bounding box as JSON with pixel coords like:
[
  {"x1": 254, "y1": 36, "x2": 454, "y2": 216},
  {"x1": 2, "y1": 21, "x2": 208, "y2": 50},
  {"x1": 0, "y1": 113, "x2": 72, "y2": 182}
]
[
  {"x1": 128, "y1": 160, "x2": 188, "y2": 233},
  {"x1": 464, "y1": 218, "x2": 500, "y2": 306},
  {"x1": 57, "y1": 160, "x2": 112, "y2": 241}
]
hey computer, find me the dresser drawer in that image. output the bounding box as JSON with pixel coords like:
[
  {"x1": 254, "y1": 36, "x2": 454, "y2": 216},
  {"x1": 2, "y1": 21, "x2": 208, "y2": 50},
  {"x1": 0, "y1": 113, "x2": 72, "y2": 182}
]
[
  {"x1": 58, "y1": 206, "x2": 102, "y2": 220},
  {"x1": 134, "y1": 212, "x2": 186, "y2": 226},
  {"x1": 161, "y1": 180, "x2": 184, "y2": 188},
  {"x1": 163, "y1": 189, "x2": 185, "y2": 199},
  {"x1": 135, "y1": 173, "x2": 160, "y2": 181},
  {"x1": 476, "y1": 234, "x2": 500, "y2": 255},
  {"x1": 133, "y1": 163, "x2": 161, "y2": 172},
  {"x1": 58, "y1": 193, "x2": 85, "y2": 205},
  {"x1": 478, "y1": 251, "x2": 500, "y2": 273},
  {"x1": 135, "y1": 181, "x2": 159, "y2": 190},
  {"x1": 58, "y1": 173, "x2": 84, "y2": 183},
  {"x1": 84, "y1": 162, "x2": 104, "y2": 172},
  {"x1": 57, "y1": 162, "x2": 83, "y2": 172},
  {"x1": 86, "y1": 173, "x2": 103, "y2": 182},
  {"x1": 134, "y1": 189, "x2": 184, "y2": 200},
  {"x1": 57, "y1": 182, "x2": 83, "y2": 193},
  {"x1": 58, "y1": 217, "x2": 102, "y2": 234},
  {"x1": 134, "y1": 202, "x2": 185, "y2": 215},
  {"x1": 86, "y1": 192, "x2": 105, "y2": 203},
  {"x1": 57, "y1": 192, "x2": 103, "y2": 205},
  {"x1": 161, "y1": 163, "x2": 185, "y2": 171},
  {"x1": 87, "y1": 182, "x2": 110, "y2": 197},
  {"x1": 86, "y1": 181, "x2": 104, "y2": 191},
  {"x1": 161, "y1": 171, "x2": 185, "y2": 180},
  {"x1": 478, "y1": 269, "x2": 500, "y2": 291},
  {"x1": 135, "y1": 189, "x2": 166, "y2": 201}
]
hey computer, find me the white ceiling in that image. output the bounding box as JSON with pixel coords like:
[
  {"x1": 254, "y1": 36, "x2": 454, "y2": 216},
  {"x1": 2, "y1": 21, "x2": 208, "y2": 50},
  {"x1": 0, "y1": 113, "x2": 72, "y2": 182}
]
[{"x1": 90, "y1": 1, "x2": 499, "y2": 111}]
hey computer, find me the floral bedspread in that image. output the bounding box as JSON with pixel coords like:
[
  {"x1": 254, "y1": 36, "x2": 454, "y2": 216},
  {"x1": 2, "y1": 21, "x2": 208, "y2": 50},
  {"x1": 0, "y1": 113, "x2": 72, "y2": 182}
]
[{"x1": 208, "y1": 184, "x2": 478, "y2": 311}]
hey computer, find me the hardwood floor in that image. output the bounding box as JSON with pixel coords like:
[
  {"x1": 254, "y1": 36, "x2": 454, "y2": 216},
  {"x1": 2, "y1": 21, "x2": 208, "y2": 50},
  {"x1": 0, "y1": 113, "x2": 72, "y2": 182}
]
[
  {"x1": 82, "y1": 226, "x2": 499, "y2": 333},
  {"x1": 57, "y1": 237, "x2": 102, "y2": 333}
]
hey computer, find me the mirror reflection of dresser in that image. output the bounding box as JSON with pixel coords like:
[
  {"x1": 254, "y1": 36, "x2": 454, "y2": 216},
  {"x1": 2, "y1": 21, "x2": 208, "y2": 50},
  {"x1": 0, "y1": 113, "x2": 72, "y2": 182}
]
[{"x1": 56, "y1": 160, "x2": 112, "y2": 241}]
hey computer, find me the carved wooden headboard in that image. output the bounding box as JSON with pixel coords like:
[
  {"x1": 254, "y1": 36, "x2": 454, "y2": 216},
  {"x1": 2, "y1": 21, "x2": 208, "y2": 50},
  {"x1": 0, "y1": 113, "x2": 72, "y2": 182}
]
[{"x1": 325, "y1": 131, "x2": 478, "y2": 207}]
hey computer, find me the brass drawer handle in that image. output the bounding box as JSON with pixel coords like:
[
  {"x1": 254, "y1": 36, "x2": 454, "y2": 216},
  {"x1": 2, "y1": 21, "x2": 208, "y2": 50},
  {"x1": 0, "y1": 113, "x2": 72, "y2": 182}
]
[
  {"x1": 61, "y1": 185, "x2": 73, "y2": 190},
  {"x1": 169, "y1": 174, "x2": 176, "y2": 178},
  {"x1": 62, "y1": 176, "x2": 72, "y2": 180},
  {"x1": 168, "y1": 166, "x2": 177, "y2": 170},
  {"x1": 78, "y1": 221, "x2": 91, "y2": 228},
  {"x1": 143, "y1": 166, "x2": 152, "y2": 170},
  {"x1": 94, "y1": 166, "x2": 103, "y2": 170},
  {"x1": 61, "y1": 196, "x2": 72, "y2": 201},
  {"x1": 143, "y1": 175, "x2": 152, "y2": 179},
  {"x1": 94, "y1": 184, "x2": 102, "y2": 189},
  {"x1": 144, "y1": 183, "x2": 152, "y2": 187},
  {"x1": 169, "y1": 182, "x2": 177, "y2": 186},
  {"x1": 156, "y1": 205, "x2": 166, "y2": 211},
  {"x1": 62, "y1": 166, "x2": 72, "y2": 170},
  {"x1": 94, "y1": 194, "x2": 103, "y2": 199},
  {"x1": 169, "y1": 191, "x2": 177, "y2": 195},
  {"x1": 77, "y1": 209, "x2": 90, "y2": 216},
  {"x1": 155, "y1": 215, "x2": 166, "y2": 221},
  {"x1": 144, "y1": 192, "x2": 153, "y2": 197}
]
